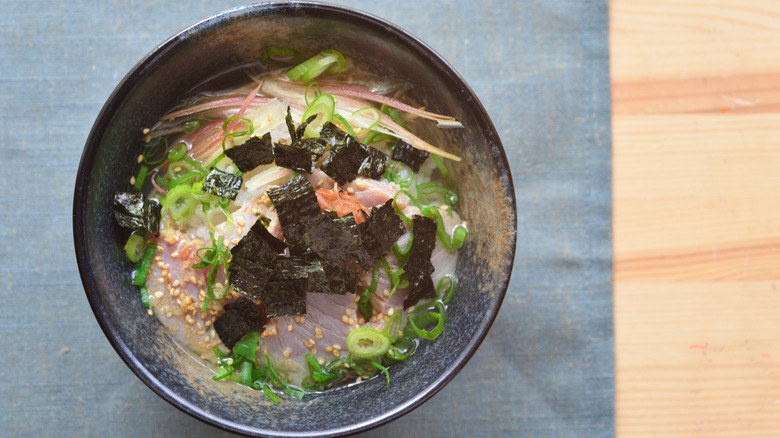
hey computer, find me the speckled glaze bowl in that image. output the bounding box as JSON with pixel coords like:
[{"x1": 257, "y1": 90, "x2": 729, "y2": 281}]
[{"x1": 73, "y1": 2, "x2": 516, "y2": 436}]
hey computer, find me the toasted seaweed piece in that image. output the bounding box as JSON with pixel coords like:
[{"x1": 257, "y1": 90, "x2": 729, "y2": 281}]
[
  {"x1": 302, "y1": 211, "x2": 366, "y2": 268},
  {"x1": 284, "y1": 107, "x2": 298, "y2": 142},
  {"x1": 296, "y1": 114, "x2": 318, "y2": 141},
  {"x1": 392, "y1": 139, "x2": 429, "y2": 173},
  {"x1": 228, "y1": 257, "x2": 272, "y2": 300},
  {"x1": 358, "y1": 146, "x2": 388, "y2": 180},
  {"x1": 263, "y1": 279, "x2": 308, "y2": 317},
  {"x1": 113, "y1": 192, "x2": 161, "y2": 235},
  {"x1": 262, "y1": 253, "x2": 326, "y2": 316},
  {"x1": 318, "y1": 121, "x2": 347, "y2": 146},
  {"x1": 213, "y1": 297, "x2": 267, "y2": 350},
  {"x1": 228, "y1": 218, "x2": 287, "y2": 300},
  {"x1": 320, "y1": 259, "x2": 360, "y2": 295},
  {"x1": 359, "y1": 199, "x2": 407, "y2": 262},
  {"x1": 321, "y1": 135, "x2": 369, "y2": 185},
  {"x1": 202, "y1": 168, "x2": 243, "y2": 200},
  {"x1": 403, "y1": 215, "x2": 438, "y2": 308},
  {"x1": 224, "y1": 132, "x2": 274, "y2": 172},
  {"x1": 273, "y1": 138, "x2": 326, "y2": 173},
  {"x1": 267, "y1": 174, "x2": 320, "y2": 254}
]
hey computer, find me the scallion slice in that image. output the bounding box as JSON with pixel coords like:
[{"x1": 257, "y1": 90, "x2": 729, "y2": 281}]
[
  {"x1": 286, "y1": 49, "x2": 346, "y2": 83},
  {"x1": 408, "y1": 301, "x2": 446, "y2": 340},
  {"x1": 232, "y1": 331, "x2": 258, "y2": 363},
  {"x1": 132, "y1": 243, "x2": 157, "y2": 287},
  {"x1": 347, "y1": 327, "x2": 391, "y2": 358},
  {"x1": 133, "y1": 165, "x2": 148, "y2": 191},
  {"x1": 301, "y1": 93, "x2": 335, "y2": 138},
  {"x1": 124, "y1": 233, "x2": 147, "y2": 263}
]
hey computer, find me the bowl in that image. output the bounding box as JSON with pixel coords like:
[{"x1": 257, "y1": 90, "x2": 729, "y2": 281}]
[{"x1": 73, "y1": 2, "x2": 516, "y2": 436}]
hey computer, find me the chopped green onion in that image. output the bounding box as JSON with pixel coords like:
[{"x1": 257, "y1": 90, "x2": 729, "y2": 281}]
[
  {"x1": 232, "y1": 331, "x2": 258, "y2": 363},
  {"x1": 168, "y1": 142, "x2": 187, "y2": 162},
  {"x1": 301, "y1": 93, "x2": 335, "y2": 138},
  {"x1": 132, "y1": 243, "x2": 157, "y2": 287},
  {"x1": 240, "y1": 361, "x2": 253, "y2": 386},
  {"x1": 133, "y1": 165, "x2": 148, "y2": 191},
  {"x1": 381, "y1": 104, "x2": 408, "y2": 130},
  {"x1": 286, "y1": 49, "x2": 346, "y2": 83},
  {"x1": 408, "y1": 301, "x2": 446, "y2": 340},
  {"x1": 261, "y1": 46, "x2": 303, "y2": 66},
  {"x1": 431, "y1": 154, "x2": 450, "y2": 178},
  {"x1": 332, "y1": 114, "x2": 359, "y2": 139},
  {"x1": 437, "y1": 275, "x2": 457, "y2": 304},
  {"x1": 261, "y1": 384, "x2": 281, "y2": 403},
  {"x1": 139, "y1": 287, "x2": 150, "y2": 308},
  {"x1": 184, "y1": 120, "x2": 200, "y2": 133},
  {"x1": 389, "y1": 162, "x2": 415, "y2": 188},
  {"x1": 222, "y1": 116, "x2": 254, "y2": 138},
  {"x1": 347, "y1": 327, "x2": 392, "y2": 358},
  {"x1": 351, "y1": 106, "x2": 381, "y2": 134},
  {"x1": 163, "y1": 184, "x2": 198, "y2": 225},
  {"x1": 284, "y1": 385, "x2": 306, "y2": 400},
  {"x1": 124, "y1": 233, "x2": 147, "y2": 263},
  {"x1": 369, "y1": 361, "x2": 391, "y2": 385},
  {"x1": 417, "y1": 182, "x2": 458, "y2": 208},
  {"x1": 143, "y1": 137, "x2": 168, "y2": 165},
  {"x1": 304, "y1": 82, "x2": 322, "y2": 106}
]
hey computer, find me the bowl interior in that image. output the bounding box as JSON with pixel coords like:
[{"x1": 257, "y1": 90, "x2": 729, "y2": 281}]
[{"x1": 74, "y1": 3, "x2": 516, "y2": 436}]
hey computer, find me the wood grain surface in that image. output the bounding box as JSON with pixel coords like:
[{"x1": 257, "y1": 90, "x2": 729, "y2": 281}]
[{"x1": 612, "y1": 0, "x2": 780, "y2": 435}]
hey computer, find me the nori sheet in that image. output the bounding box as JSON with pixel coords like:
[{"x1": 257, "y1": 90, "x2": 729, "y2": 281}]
[
  {"x1": 273, "y1": 138, "x2": 326, "y2": 174},
  {"x1": 302, "y1": 211, "x2": 367, "y2": 269},
  {"x1": 358, "y1": 146, "x2": 388, "y2": 180},
  {"x1": 229, "y1": 217, "x2": 288, "y2": 300},
  {"x1": 113, "y1": 192, "x2": 161, "y2": 235},
  {"x1": 359, "y1": 199, "x2": 407, "y2": 263},
  {"x1": 224, "y1": 132, "x2": 274, "y2": 173},
  {"x1": 202, "y1": 168, "x2": 243, "y2": 200},
  {"x1": 267, "y1": 173, "x2": 321, "y2": 255},
  {"x1": 321, "y1": 134, "x2": 369, "y2": 185},
  {"x1": 263, "y1": 253, "x2": 326, "y2": 316},
  {"x1": 213, "y1": 297, "x2": 267, "y2": 350},
  {"x1": 392, "y1": 139, "x2": 429, "y2": 173},
  {"x1": 403, "y1": 215, "x2": 438, "y2": 308}
]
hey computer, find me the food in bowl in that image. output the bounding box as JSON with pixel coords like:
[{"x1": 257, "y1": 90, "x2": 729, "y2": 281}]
[{"x1": 112, "y1": 47, "x2": 469, "y2": 401}]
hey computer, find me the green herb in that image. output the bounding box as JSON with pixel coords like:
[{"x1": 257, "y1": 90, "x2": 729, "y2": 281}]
[
  {"x1": 347, "y1": 327, "x2": 392, "y2": 358},
  {"x1": 132, "y1": 242, "x2": 157, "y2": 287},
  {"x1": 191, "y1": 232, "x2": 231, "y2": 313},
  {"x1": 124, "y1": 233, "x2": 147, "y2": 263},
  {"x1": 286, "y1": 49, "x2": 346, "y2": 83}
]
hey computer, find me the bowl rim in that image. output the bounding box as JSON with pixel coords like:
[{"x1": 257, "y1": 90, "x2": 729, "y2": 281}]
[{"x1": 73, "y1": 2, "x2": 517, "y2": 436}]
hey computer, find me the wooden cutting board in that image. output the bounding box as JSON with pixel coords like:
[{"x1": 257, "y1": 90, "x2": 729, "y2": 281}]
[{"x1": 612, "y1": 0, "x2": 780, "y2": 435}]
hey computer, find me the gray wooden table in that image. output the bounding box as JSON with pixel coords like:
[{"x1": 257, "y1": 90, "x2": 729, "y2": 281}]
[{"x1": 0, "y1": 1, "x2": 613, "y2": 436}]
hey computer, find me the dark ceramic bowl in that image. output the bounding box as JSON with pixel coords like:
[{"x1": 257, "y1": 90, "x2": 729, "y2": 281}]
[{"x1": 73, "y1": 2, "x2": 516, "y2": 436}]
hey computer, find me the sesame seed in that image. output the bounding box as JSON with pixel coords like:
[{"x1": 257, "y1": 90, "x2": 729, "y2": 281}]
[
  {"x1": 142, "y1": 128, "x2": 150, "y2": 135},
  {"x1": 358, "y1": 318, "x2": 365, "y2": 325},
  {"x1": 287, "y1": 324, "x2": 293, "y2": 332},
  {"x1": 355, "y1": 181, "x2": 366, "y2": 189},
  {"x1": 166, "y1": 311, "x2": 173, "y2": 318},
  {"x1": 156, "y1": 261, "x2": 165, "y2": 268},
  {"x1": 383, "y1": 289, "x2": 390, "y2": 297},
  {"x1": 283, "y1": 348, "x2": 292, "y2": 358},
  {"x1": 345, "y1": 308, "x2": 352, "y2": 316},
  {"x1": 157, "y1": 245, "x2": 165, "y2": 253},
  {"x1": 325, "y1": 347, "x2": 333, "y2": 353},
  {"x1": 388, "y1": 308, "x2": 395, "y2": 316},
  {"x1": 236, "y1": 227, "x2": 243, "y2": 236},
  {"x1": 156, "y1": 278, "x2": 164, "y2": 284},
  {"x1": 226, "y1": 358, "x2": 234, "y2": 365},
  {"x1": 299, "y1": 316, "x2": 306, "y2": 324},
  {"x1": 171, "y1": 289, "x2": 180, "y2": 297},
  {"x1": 171, "y1": 251, "x2": 180, "y2": 258},
  {"x1": 333, "y1": 344, "x2": 341, "y2": 350},
  {"x1": 316, "y1": 179, "x2": 324, "y2": 187},
  {"x1": 196, "y1": 323, "x2": 203, "y2": 330},
  {"x1": 129, "y1": 176, "x2": 136, "y2": 185},
  {"x1": 147, "y1": 309, "x2": 153, "y2": 316},
  {"x1": 346, "y1": 187, "x2": 355, "y2": 194},
  {"x1": 137, "y1": 155, "x2": 144, "y2": 163},
  {"x1": 171, "y1": 279, "x2": 180, "y2": 287},
  {"x1": 185, "y1": 315, "x2": 194, "y2": 324},
  {"x1": 332, "y1": 349, "x2": 341, "y2": 357},
  {"x1": 348, "y1": 318, "x2": 355, "y2": 325},
  {"x1": 342, "y1": 315, "x2": 349, "y2": 324},
  {"x1": 238, "y1": 220, "x2": 246, "y2": 227},
  {"x1": 154, "y1": 291, "x2": 163, "y2": 299},
  {"x1": 205, "y1": 320, "x2": 212, "y2": 327},
  {"x1": 356, "y1": 377, "x2": 363, "y2": 383},
  {"x1": 311, "y1": 347, "x2": 317, "y2": 355}
]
